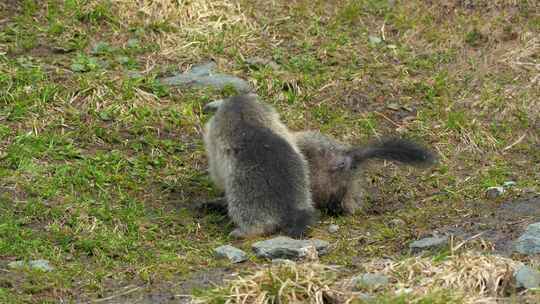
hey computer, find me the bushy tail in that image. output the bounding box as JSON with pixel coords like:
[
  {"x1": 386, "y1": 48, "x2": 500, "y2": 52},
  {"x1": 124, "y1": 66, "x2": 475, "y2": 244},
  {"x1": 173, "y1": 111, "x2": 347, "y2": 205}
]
[
  {"x1": 348, "y1": 138, "x2": 436, "y2": 168},
  {"x1": 282, "y1": 208, "x2": 319, "y2": 239}
]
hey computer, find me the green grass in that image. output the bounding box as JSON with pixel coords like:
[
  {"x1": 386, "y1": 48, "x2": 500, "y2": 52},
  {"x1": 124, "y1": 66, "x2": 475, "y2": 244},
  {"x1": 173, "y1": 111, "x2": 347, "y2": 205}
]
[{"x1": 0, "y1": 0, "x2": 539, "y2": 302}]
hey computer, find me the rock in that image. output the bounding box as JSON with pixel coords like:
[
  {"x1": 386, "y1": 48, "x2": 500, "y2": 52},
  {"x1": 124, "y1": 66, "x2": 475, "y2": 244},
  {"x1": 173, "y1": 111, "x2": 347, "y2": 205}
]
[
  {"x1": 514, "y1": 222, "x2": 540, "y2": 255},
  {"x1": 328, "y1": 224, "x2": 339, "y2": 233},
  {"x1": 396, "y1": 287, "x2": 414, "y2": 295},
  {"x1": 514, "y1": 265, "x2": 540, "y2": 289},
  {"x1": 8, "y1": 259, "x2": 54, "y2": 272},
  {"x1": 486, "y1": 186, "x2": 505, "y2": 199},
  {"x1": 159, "y1": 61, "x2": 251, "y2": 93},
  {"x1": 252, "y1": 236, "x2": 330, "y2": 260},
  {"x1": 409, "y1": 235, "x2": 448, "y2": 251},
  {"x1": 214, "y1": 245, "x2": 247, "y2": 263},
  {"x1": 386, "y1": 103, "x2": 400, "y2": 111},
  {"x1": 368, "y1": 36, "x2": 383, "y2": 45},
  {"x1": 503, "y1": 181, "x2": 517, "y2": 188},
  {"x1": 353, "y1": 273, "x2": 389, "y2": 289}
]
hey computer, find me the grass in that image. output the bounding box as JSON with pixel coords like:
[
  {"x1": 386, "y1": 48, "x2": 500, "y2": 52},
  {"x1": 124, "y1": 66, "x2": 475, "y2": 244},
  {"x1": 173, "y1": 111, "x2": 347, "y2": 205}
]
[
  {"x1": 193, "y1": 249, "x2": 524, "y2": 304},
  {"x1": 0, "y1": 0, "x2": 539, "y2": 303}
]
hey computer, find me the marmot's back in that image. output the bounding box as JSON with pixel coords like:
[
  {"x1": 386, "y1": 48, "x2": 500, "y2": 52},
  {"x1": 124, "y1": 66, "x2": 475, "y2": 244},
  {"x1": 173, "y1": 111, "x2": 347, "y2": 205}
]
[{"x1": 203, "y1": 94, "x2": 316, "y2": 238}]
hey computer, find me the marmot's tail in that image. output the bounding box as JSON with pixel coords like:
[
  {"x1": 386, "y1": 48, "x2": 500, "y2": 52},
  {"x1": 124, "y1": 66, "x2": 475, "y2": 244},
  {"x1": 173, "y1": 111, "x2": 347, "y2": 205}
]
[{"x1": 348, "y1": 138, "x2": 435, "y2": 168}]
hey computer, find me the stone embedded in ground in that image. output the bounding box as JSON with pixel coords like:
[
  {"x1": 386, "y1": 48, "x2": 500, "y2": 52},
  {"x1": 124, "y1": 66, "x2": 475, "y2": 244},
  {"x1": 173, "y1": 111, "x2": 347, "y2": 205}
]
[
  {"x1": 214, "y1": 245, "x2": 247, "y2": 263},
  {"x1": 328, "y1": 224, "x2": 339, "y2": 233},
  {"x1": 409, "y1": 235, "x2": 448, "y2": 251},
  {"x1": 353, "y1": 273, "x2": 389, "y2": 289},
  {"x1": 159, "y1": 61, "x2": 251, "y2": 92},
  {"x1": 486, "y1": 186, "x2": 505, "y2": 199},
  {"x1": 368, "y1": 35, "x2": 383, "y2": 45},
  {"x1": 503, "y1": 181, "x2": 517, "y2": 187},
  {"x1": 8, "y1": 259, "x2": 55, "y2": 272},
  {"x1": 252, "y1": 236, "x2": 330, "y2": 260},
  {"x1": 514, "y1": 222, "x2": 540, "y2": 255},
  {"x1": 514, "y1": 265, "x2": 540, "y2": 289}
]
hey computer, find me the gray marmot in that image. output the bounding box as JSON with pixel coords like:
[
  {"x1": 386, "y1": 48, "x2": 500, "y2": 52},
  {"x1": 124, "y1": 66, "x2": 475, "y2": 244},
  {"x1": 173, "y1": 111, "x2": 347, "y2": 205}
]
[
  {"x1": 294, "y1": 131, "x2": 435, "y2": 214},
  {"x1": 202, "y1": 93, "x2": 316, "y2": 238}
]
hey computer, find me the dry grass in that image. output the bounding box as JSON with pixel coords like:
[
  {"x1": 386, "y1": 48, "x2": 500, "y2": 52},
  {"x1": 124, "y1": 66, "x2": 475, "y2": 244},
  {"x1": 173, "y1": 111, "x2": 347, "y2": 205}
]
[
  {"x1": 360, "y1": 252, "x2": 521, "y2": 303},
  {"x1": 195, "y1": 250, "x2": 532, "y2": 304},
  {"x1": 193, "y1": 262, "x2": 344, "y2": 304},
  {"x1": 115, "y1": 0, "x2": 256, "y2": 60}
]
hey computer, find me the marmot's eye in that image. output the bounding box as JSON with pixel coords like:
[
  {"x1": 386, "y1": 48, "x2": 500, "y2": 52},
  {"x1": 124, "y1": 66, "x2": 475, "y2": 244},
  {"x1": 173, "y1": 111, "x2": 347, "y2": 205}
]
[{"x1": 330, "y1": 160, "x2": 347, "y2": 171}]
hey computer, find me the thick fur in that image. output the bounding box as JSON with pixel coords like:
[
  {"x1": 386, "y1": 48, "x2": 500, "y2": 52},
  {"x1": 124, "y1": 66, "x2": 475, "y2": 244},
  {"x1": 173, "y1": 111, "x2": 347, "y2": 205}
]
[
  {"x1": 203, "y1": 94, "x2": 316, "y2": 238},
  {"x1": 294, "y1": 131, "x2": 435, "y2": 215}
]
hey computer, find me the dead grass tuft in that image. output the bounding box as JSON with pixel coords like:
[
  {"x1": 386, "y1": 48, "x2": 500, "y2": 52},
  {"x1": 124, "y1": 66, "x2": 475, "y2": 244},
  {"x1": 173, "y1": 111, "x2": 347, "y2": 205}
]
[
  {"x1": 360, "y1": 251, "x2": 521, "y2": 303},
  {"x1": 115, "y1": 0, "x2": 256, "y2": 59},
  {"x1": 193, "y1": 262, "x2": 345, "y2": 304},
  {"x1": 195, "y1": 251, "x2": 525, "y2": 303},
  {"x1": 117, "y1": 0, "x2": 249, "y2": 30},
  {"x1": 500, "y1": 35, "x2": 540, "y2": 84}
]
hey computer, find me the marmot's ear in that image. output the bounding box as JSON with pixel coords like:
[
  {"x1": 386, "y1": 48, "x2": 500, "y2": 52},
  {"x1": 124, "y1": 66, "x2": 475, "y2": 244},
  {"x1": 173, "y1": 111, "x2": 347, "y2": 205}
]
[
  {"x1": 330, "y1": 155, "x2": 352, "y2": 172},
  {"x1": 203, "y1": 99, "x2": 225, "y2": 114}
]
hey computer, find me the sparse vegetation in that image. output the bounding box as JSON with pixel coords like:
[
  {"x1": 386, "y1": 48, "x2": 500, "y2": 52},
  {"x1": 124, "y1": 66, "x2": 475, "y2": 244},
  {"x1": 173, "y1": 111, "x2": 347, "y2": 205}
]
[{"x1": 0, "y1": 0, "x2": 538, "y2": 303}]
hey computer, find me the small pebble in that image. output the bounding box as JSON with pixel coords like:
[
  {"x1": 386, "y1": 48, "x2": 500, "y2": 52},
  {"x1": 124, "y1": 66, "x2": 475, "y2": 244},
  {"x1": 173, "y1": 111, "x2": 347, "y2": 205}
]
[
  {"x1": 328, "y1": 224, "x2": 339, "y2": 233},
  {"x1": 486, "y1": 186, "x2": 505, "y2": 199},
  {"x1": 410, "y1": 235, "x2": 448, "y2": 251},
  {"x1": 214, "y1": 245, "x2": 248, "y2": 263},
  {"x1": 353, "y1": 273, "x2": 389, "y2": 289},
  {"x1": 514, "y1": 265, "x2": 540, "y2": 289},
  {"x1": 8, "y1": 259, "x2": 55, "y2": 272},
  {"x1": 503, "y1": 181, "x2": 517, "y2": 187},
  {"x1": 368, "y1": 36, "x2": 383, "y2": 44}
]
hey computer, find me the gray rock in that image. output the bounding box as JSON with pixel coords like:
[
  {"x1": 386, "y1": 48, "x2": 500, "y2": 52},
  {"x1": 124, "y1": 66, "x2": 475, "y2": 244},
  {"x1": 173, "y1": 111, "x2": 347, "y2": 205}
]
[
  {"x1": 503, "y1": 181, "x2": 517, "y2": 187},
  {"x1": 409, "y1": 235, "x2": 448, "y2": 251},
  {"x1": 214, "y1": 245, "x2": 247, "y2": 263},
  {"x1": 8, "y1": 259, "x2": 54, "y2": 272},
  {"x1": 368, "y1": 36, "x2": 383, "y2": 45},
  {"x1": 252, "y1": 236, "x2": 330, "y2": 260},
  {"x1": 328, "y1": 224, "x2": 339, "y2": 233},
  {"x1": 486, "y1": 186, "x2": 505, "y2": 199},
  {"x1": 353, "y1": 273, "x2": 389, "y2": 289},
  {"x1": 514, "y1": 265, "x2": 540, "y2": 289},
  {"x1": 514, "y1": 222, "x2": 540, "y2": 255},
  {"x1": 159, "y1": 62, "x2": 251, "y2": 92}
]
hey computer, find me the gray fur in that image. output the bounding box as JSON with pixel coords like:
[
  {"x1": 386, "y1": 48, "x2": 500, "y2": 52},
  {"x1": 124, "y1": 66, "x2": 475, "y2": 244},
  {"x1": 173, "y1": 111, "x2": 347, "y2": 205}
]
[
  {"x1": 294, "y1": 131, "x2": 435, "y2": 215},
  {"x1": 203, "y1": 94, "x2": 316, "y2": 239}
]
